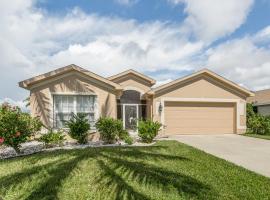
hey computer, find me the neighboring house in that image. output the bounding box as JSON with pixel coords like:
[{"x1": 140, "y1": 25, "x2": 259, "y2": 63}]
[
  {"x1": 247, "y1": 89, "x2": 270, "y2": 116},
  {"x1": 19, "y1": 64, "x2": 254, "y2": 136}
]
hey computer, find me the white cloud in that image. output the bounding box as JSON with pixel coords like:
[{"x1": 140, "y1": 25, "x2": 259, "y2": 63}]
[
  {"x1": 153, "y1": 79, "x2": 173, "y2": 88},
  {"x1": 114, "y1": 0, "x2": 138, "y2": 6},
  {"x1": 49, "y1": 20, "x2": 204, "y2": 76},
  {"x1": 170, "y1": 0, "x2": 254, "y2": 42},
  {"x1": 0, "y1": 0, "x2": 269, "y2": 106},
  {"x1": 205, "y1": 37, "x2": 270, "y2": 90},
  {"x1": 254, "y1": 25, "x2": 270, "y2": 43},
  {"x1": 167, "y1": 0, "x2": 270, "y2": 91},
  {"x1": 0, "y1": 0, "x2": 204, "y2": 102},
  {"x1": 0, "y1": 98, "x2": 29, "y2": 112},
  {"x1": 168, "y1": 0, "x2": 182, "y2": 5}
]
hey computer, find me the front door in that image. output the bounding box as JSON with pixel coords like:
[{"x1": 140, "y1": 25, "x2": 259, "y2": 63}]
[{"x1": 124, "y1": 105, "x2": 138, "y2": 131}]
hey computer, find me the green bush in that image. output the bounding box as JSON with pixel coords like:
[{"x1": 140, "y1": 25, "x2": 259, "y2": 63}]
[
  {"x1": 123, "y1": 135, "x2": 133, "y2": 145},
  {"x1": 0, "y1": 102, "x2": 42, "y2": 152},
  {"x1": 39, "y1": 129, "x2": 65, "y2": 148},
  {"x1": 95, "y1": 117, "x2": 132, "y2": 144},
  {"x1": 246, "y1": 103, "x2": 270, "y2": 135},
  {"x1": 118, "y1": 129, "x2": 133, "y2": 145},
  {"x1": 246, "y1": 103, "x2": 256, "y2": 119},
  {"x1": 95, "y1": 117, "x2": 120, "y2": 143},
  {"x1": 138, "y1": 120, "x2": 162, "y2": 143},
  {"x1": 65, "y1": 113, "x2": 90, "y2": 144}
]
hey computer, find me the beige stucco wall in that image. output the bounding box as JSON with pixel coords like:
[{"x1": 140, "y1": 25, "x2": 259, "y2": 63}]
[
  {"x1": 29, "y1": 72, "x2": 118, "y2": 128},
  {"x1": 152, "y1": 75, "x2": 247, "y2": 134},
  {"x1": 257, "y1": 105, "x2": 270, "y2": 116},
  {"x1": 28, "y1": 70, "x2": 249, "y2": 135},
  {"x1": 110, "y1": 74, "x2": 152, "y2": 95},
  {"x1": 111, "y1": 73, "x2": 153, "y2": 119}
]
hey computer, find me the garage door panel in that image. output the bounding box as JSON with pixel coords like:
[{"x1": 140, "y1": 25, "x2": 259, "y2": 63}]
[
  {"x1": 165, "y1": 102, "x2": 233, "y2": 107},
  {"x1": 165, "y1": 115, "x2": 233, "y2": 120},
  {"x1": 165, "y1": 127, "x2": 234, "y2": 135},
  {"x1": 165, "y1": 105, "x2": 233, "y2": 110},
  {"x1": 165, "y1": 120, "x2": 233, "y2": 127},
  {"x1": 164, "y1": 102, "x2": 235, "y2": 135}
]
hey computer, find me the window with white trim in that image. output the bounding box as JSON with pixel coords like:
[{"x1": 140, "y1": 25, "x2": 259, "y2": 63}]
[{"x1": 53, "y1": 95, "x2": 96, "y2": 128}]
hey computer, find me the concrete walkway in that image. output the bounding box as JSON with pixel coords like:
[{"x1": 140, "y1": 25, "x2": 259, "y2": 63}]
[{"x1": 165, "y1": 134, "x2": 270, "y2": 178}]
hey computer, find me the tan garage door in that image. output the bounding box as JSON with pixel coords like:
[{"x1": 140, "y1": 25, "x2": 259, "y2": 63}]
[{"x1": 164, "y1": 102, "x2": 235, "y2": 135}]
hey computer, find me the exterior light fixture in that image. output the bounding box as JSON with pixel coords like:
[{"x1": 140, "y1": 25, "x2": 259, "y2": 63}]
[{"x1": 158, "y1": 102, "x2": 163, "y2": 113}]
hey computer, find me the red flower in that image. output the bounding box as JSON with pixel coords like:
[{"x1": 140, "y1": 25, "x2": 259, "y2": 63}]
[
  {"x1": 15, "y1": 132, "x2": 21, "y2": 137},
  {"x1": 0, "y1": 137, "x2": 4, "y2": 144}
]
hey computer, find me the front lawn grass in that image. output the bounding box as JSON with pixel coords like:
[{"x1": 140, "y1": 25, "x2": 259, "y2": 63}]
[
  {"x1": 244, "y1": 133, "x2": 270, "y2": 140},
  {"x1": 1, "y1": 141, "x2": 270, "y2": 200}
]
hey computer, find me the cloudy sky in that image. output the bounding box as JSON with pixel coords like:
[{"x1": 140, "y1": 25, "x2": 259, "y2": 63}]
[{"x1": 1, "y1": 0, "x2": 270, "y2": 107}]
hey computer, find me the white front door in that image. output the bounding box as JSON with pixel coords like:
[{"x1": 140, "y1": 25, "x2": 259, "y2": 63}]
[{"x1": 123, "y1": 104, "x2": 138, "y2": 131}]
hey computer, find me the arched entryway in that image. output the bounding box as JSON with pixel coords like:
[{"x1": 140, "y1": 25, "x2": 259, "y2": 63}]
[{"x1": 117, "y1": 90, "x2": 147, "y2": 131}]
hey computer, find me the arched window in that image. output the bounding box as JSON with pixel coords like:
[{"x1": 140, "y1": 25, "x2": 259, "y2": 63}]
[{"x1": 120, "y1": 90, "x2": 141, "y2": 104}]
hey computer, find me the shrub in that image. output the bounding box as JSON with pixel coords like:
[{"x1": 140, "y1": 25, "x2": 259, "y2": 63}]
[
  {"x1": 246, "y1": 103, "x2": 270, "y2": 135},
  {"x1": 0, "y1": 103, "x2": 42, "y2": 152},
  {"x1": 123, "y1": 134, "x2": 133, "y2": 145},
  {"x1": 95, "y1": 117, "x2": 120, "y2": 143},
  {"x1": 95, "y1": 117, "x2": 131, "y2": 144},
  {"x1": 39, "y1": 129, "x2": 65, "y2": 148},
  {"x1": 138, "y1": 120, "x2": 162, "y2": 143},
  {"x1": 118, "y1": 129, "x2": 133, "y2": 145},
  {"x1": 246, "y1": 103, "x2": 256, "y2": 119},
  {"x1": 65, "y1": 113, "x2": 90, "y2": 144}
]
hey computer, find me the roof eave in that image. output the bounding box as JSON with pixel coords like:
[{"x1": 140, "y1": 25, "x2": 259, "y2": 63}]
[
  {"x1": 108, "y1": 69, "x2": 156, "y2": 86},
  {"x1": 151, "y1": 69, "x2": 254, "y2": 97},
  {"x1": 254, "y1": 102, "x2": 270, "y2": 106},
  {"x1": 18, "y1": 81, "x2": 28, "y2": 89},
  {"x1": 18, "y1": 64, "x2": 122, "y2": 91}
]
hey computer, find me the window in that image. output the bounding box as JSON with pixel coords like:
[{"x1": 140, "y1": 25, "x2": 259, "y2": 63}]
[
  {"x1": 139, "y1": 104, "x2": 147, "y2": 120},
  {"x1": 117, "y1": 104, "x2": 122, "y2": 120},
  {"x1": 53, "y1": 95, "x2": 96, "y2": 128}
]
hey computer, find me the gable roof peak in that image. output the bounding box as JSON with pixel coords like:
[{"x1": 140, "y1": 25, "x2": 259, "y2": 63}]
[
  {"x1": 150, "y1": 68, "x2": 254, "y2": 97},
  {"x1": 19, "y1": 64, "x2": 122, "y2": 90},
  {"x1": 108, "y1": 68, "x2": 156, "y2": 85}
]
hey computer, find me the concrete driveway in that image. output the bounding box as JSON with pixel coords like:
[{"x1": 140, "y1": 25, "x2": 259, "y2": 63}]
[{"x1": 166, "y1": 134, "x2": 270, "y2": 177}]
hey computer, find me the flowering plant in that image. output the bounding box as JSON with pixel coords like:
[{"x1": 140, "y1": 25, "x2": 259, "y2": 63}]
[
  {"x1": 0, "y1": 137, "x2": 4, "y2": 144},
  {"x1": 0, "y1": 102, "x2": 42, "y2": 152}
]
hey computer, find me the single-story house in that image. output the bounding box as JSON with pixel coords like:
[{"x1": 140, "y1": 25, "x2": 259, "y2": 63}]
[
  {"x1": 247, "y1": 89, "x2": 270, "y2": 116},
  {"x1": 19, "y1": 64, "x2": 254, "y2": 136}
]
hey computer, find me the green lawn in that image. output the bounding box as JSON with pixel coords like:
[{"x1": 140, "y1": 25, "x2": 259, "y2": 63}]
[
  {"x1": 1, "y1": 141, "x2": 270, "y2": 200},
  {"x1": 244, "y1": 133, "x2": 270, "y2": 140}
]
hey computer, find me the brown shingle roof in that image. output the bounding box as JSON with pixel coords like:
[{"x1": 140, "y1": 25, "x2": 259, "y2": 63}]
[{"x1": 247, "y1": 89, "x2": 270, "y2": 105}]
